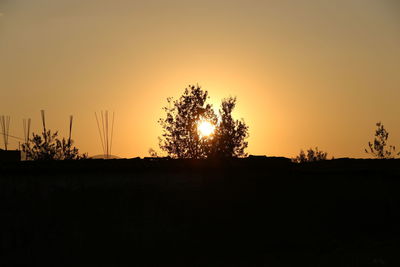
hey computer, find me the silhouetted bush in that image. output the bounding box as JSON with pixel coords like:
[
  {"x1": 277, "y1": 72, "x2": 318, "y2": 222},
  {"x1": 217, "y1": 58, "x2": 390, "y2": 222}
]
[
  {"x1": 365, "y1": 122, "x2": 399, "y2": 159},
  {"x1": 158, "y1": 84, "x2": 248, "y2": 159},
  {"x1": 148, "y1": 148, "x2": 159, "y2": 157},
  {"x1": 22, "y1": 130, "x2": 87, "y2": 160},
  {"x1": 293, "y1": 147, "x2": 328, "y2": 163}
]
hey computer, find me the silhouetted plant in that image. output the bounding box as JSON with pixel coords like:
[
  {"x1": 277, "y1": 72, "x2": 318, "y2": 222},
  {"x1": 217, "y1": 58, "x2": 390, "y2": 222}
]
[
  {"x1": 212, "y1": 97, "x2": 249, "y2": 158},
  {"x1": 148, "y1": 148, "x2": 159, "y2": 158},
  {"x1": 22, "y1": 130, "x2": 87, "y2": 160},
  {"x1": 365, "y1": 122, "x2": 399, "y2": 159},
  {"x1": 293, "y1": 147, "x2": 328, "y2": 163},
  {"x1": 158, "y1": 85, "x2": 249, "y2": 159}
]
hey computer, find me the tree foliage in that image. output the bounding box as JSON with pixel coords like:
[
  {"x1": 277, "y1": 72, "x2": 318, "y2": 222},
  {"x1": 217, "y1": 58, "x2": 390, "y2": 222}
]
[
  {"x1": 22, "y1": 130, "x2": 87, "y2": 160},
  {"x1": 158, "y1": 85, "x2": 249, "y2": 159},
  {"x1": 293, "y1": 147, "x2": 328, "y2": 163},
  {"x1": 212, "y1": 97, "x2": 249, "y2": 158},
  {"x1": 365, "y1": 122, "x2": 399, "y2": 159}
]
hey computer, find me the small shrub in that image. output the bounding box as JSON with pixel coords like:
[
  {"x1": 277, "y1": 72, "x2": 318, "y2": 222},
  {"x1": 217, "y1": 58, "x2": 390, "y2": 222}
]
[
  {"x1": 293, "y1": 147, "x2": 328, "y2": 163},
  {"x1": 365, "y1": 122, "x2": 399, "y2": 159},
  {"x1": 22, "y1": 130, "x2": 87, "y2": 160},
  {"x1": 148, "y1": 148, "x2": 159, "y2": 158}
]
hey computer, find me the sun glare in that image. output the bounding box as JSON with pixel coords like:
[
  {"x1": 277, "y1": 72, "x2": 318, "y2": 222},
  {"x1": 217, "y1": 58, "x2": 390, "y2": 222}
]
[{"x1": 197, "y1": 120, "x2": 215, "y2": 138}]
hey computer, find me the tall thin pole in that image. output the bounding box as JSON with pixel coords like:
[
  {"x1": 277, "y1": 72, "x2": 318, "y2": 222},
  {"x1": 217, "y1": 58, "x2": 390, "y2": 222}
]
[
  {"x1": 1, "y1": 115, "x2": 10, "y2": 150},
  {"x1": 41, "y1": 110, "x2": 46, "y2": 142},
  {"x1": 27, "y1": 118, "x2": 31, "y2": 143},
  {"x1": 109, "y1": 112, "x2": 115, "y2": 158},
  {"x1": 23, "y1": 119, "x2": 26, "y2": 144},
  {"x1": 23, "y1": 118, "x2": 31, "y2": 156},
  {"x1": 95, "y1": 112, "x2": 106, "y2": 155},
  {"x1": 101, "y1": 111, "x2": 106, "y2": 156},
  {"x1": 23, "y1": 118, "x2": 31, "y2": 144},
  {"x1": 1, "y1": 116, "x2": 5, "y2": 150},
  {"x1": 106, "y1": 111, "x2": 109, "y2": 159},
  {"x1": 95, "y1": 110, "x2": 115, "y2": 159},
  {"x1": 69, "y1": 115, "x2": 73, "y2": 146}
]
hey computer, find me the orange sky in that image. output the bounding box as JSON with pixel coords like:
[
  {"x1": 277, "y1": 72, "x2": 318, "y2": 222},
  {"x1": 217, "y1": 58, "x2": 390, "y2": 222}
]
[{"x1": 0, "y1": 0, "x2": 399, "y2": 158}]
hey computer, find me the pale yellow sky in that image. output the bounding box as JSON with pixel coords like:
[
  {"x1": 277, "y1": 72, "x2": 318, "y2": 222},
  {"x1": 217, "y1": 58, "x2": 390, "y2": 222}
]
[{"x1": 0, "y1": 0, "x2": 399, "y2": 158}]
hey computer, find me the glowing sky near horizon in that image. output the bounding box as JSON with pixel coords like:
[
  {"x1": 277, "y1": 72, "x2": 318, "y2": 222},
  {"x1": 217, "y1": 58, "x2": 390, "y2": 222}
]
[{"x1": 0, "y1": 0, "x2": 399, "y2": 158}]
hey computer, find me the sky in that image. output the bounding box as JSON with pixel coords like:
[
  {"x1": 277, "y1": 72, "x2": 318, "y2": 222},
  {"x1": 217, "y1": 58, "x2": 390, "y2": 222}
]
[{"x1": 0, "y1": 0, "x2": 399, "y2": 158}]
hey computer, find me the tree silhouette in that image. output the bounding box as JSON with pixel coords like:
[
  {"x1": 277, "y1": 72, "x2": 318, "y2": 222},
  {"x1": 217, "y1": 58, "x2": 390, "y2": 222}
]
[
  {"x1": 293, "y1": 147, "x2": 328, "y2": 163},
  {"x1": 22, "y1": 130, "x2": 86, "y2": 160},
  {"x1": 365, "y1": 122, "x2": 399, "y2": 159},
  {"x1": 158, "y1": 85, "x2": 248, "y2": 159},
  {"x1": 212, "y1": 97, "x2": 249, "y2": 158}
]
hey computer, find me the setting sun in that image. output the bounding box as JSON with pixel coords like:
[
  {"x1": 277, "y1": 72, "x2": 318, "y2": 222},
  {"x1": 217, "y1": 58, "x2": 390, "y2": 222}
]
[{"x1": 197, "y1": 120, "x2": 215, "y2": 138}]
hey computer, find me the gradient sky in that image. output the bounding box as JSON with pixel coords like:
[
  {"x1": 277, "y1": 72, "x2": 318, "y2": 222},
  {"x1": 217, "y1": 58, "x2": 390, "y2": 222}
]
[{"x1": 0, "y1": 0, "x2": 399, "y2": 158}]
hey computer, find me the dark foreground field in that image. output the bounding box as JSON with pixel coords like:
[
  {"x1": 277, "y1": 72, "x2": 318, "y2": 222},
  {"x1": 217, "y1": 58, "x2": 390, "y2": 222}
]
[{"x1": 1, "y1": 157, "x2": 400, "y2": 266}]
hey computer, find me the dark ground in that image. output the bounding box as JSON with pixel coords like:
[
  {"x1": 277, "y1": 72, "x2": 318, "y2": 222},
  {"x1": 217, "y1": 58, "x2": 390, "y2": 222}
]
[{"x1": 1, "y1": 157, "x2": 400, "y2": 266}]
